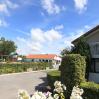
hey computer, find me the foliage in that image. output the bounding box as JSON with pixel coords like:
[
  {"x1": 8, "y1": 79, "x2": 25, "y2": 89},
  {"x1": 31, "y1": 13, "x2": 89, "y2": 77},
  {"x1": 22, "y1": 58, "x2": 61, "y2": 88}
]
[
  {"x1": 18, "y1": 81, "x2": 83, "y2": 99},
  {"x1": 0, "y1": 62, "x2": 52, "y2": 74},
  {"x1": 60, "y1": 47, "x2": 71, "y2": 57},
  {"x1": 0, "y1": 37, "x2": 17, "y2": 58},
  {"x1": 80, "y1": 82, "x2": 99, "y2": 99},
  {"x1": 60, "y1": 54, "x2": 86, "y2": 98},
  {"x1": 72, "y1": 37, "x2": 91, "y2": 57},
  {"x1": 18, "y1": 55, "x2": 26, "y2": 59},
  {"x1": 47, "y1": 70, "x2": 60, "y2": 89},
  {"x1": 72, "y1": 37, "x2": 91, "y2": 79}
]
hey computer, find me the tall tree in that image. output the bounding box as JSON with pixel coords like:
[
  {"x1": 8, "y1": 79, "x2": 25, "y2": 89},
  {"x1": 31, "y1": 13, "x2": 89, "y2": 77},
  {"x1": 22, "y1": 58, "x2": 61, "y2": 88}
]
[
  {"x1": 72, "y1": 37, "x2": 91, "y2": 57},
  {"x1": 60, "y1": 47, "x2": 71, "y2": 57},
  {"x1": 0, "y1": 37, "x2": 17, "y2": 55},
  {"x1": 72, "y1": 37, "x2": 91, "y2": 79}
]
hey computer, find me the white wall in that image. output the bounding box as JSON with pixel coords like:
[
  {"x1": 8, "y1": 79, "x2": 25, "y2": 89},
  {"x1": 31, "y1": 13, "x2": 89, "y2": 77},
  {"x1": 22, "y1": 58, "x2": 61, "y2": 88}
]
[
  {"x1": 53, "y1": 56, "x2": 62, "y2": 69},
  {"x1": 86, "y1": 29, "x2": 99, "y2": 44}
]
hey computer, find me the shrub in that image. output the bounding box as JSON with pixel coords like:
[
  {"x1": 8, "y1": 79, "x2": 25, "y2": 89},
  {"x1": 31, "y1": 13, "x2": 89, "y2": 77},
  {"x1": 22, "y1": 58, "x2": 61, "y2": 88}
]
[
  {"x1": 47, "y1": 70, "x2": 60, "y2": 89},
  {"x1": 60, "y1": 54, "x2": 86, "y2": 98},
  {"x1": 80, "y1": 82, "x2": 99, "y2": 99}
]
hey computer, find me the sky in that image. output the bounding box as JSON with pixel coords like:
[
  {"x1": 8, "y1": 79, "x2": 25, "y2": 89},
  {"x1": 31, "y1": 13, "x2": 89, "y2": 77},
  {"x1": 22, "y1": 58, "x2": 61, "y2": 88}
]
[{"x1": 0, "y1": 0, "x2": 99, "y2": 55}]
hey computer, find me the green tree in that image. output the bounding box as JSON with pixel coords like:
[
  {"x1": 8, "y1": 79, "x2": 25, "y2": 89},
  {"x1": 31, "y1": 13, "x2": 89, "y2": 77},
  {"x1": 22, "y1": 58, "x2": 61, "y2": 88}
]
[
  {"x1": 72, "y1": 37, "x2": 91, "y2": 57},
  {"x1": 0, "y1": 37, "x2": 17, "y2": 55},
  {"x1": 72, "y1": 37, "x2": 91, "y2": 79},
  {"x1": 60, "y1": 47, "x2": 71, "y2": 57}
]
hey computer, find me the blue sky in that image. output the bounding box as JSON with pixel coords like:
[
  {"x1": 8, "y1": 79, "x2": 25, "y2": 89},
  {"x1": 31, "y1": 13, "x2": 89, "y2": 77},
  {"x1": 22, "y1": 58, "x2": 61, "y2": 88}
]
[{"x1": 0, "y1": 0, "x2": 99, "y2": 55}]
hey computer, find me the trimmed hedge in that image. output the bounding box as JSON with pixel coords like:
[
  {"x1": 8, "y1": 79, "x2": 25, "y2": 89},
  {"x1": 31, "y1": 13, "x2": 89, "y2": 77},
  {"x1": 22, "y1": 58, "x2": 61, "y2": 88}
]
[
  {"x1": 80, "y1": 82, "x2": 99, "y2": 99},
  {"x1": 47, "y1": 70, "x2": 60, "y2": 89},
  {"x1": 0, "y1": 62, "x2": 52, "y2": 74},
  {"x1": 60, "y1": 54, "x2": 86, "y2": 98},
  {"x1": 47, "y1": 64, "x2": 99, "y2": 99}
]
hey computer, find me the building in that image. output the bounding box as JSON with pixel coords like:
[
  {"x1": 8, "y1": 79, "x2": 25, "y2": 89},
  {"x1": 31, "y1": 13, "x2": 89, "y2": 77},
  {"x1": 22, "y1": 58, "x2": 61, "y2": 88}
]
[
  {"x1": 72, "y1": 25, "x2": 99, "y2": 83},
  {"x1": 25, "y1": 54, "x2": 61, "y2": 68},
  {"x1": 9, "y1": 52, "x2": 18, "y2": 62}
]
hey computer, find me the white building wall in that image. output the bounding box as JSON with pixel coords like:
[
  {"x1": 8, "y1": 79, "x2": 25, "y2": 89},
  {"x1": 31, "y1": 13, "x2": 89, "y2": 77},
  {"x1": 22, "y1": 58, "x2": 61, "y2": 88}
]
[
  {"x1": 53, "y1": 56, "x2": 62, "y2": 69},
  {"x1": 86, "y1": 29, "x2": 99, "y2": 44}
]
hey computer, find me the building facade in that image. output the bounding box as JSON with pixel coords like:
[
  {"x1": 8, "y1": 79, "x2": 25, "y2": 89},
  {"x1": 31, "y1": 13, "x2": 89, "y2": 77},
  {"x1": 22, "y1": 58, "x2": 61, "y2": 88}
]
[
  {"x1": 25, "y1": 54, "x2": 61, "y2": 68},
  {"x1": 72, "y1": 25, "x2": 99, "y2": 83}
]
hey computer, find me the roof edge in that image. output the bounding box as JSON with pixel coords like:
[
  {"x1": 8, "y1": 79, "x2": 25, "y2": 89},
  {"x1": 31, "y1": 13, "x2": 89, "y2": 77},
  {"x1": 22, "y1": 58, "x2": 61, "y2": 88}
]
[{"x1": 72, "y1": 25, "x2": 99, "y2": 44}]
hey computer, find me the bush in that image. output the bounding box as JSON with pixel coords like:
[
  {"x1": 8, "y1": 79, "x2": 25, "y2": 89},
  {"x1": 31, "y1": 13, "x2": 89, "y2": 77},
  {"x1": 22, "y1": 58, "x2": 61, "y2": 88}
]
[
  {"x1": 60, "y1": 54, "x2": 86, "y2": 98},
  {"x1": 47, "y1": 70, "x2": 60, "y2": 89},
  {"x1": 80, "y1": 82, "x2": 99, "y2": 99},
  {"x1": 0, "y1": 62, "x2": 52, "y2": 74}
]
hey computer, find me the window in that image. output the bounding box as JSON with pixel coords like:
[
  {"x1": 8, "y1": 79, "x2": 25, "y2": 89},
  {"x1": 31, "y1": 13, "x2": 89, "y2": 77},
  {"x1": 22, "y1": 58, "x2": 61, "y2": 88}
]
[
  {"x1": 91, "y1": 59, "x2": 99, "y2": 73},
  {"x1": 90, "y1": 42, "x2": 99, "y2": 58},
  {"x1": 95, "y1": 59, "x2": 99, "y2": 72},
  {"x1": 49, "y1": 60, "x2": 52, "y2": 62},
  {"x1": 45, "y1": 60, "x2": 48, "y2": 62},
  {"x1": 32, "y1": 59, "x2": 34, "y2": 62}
]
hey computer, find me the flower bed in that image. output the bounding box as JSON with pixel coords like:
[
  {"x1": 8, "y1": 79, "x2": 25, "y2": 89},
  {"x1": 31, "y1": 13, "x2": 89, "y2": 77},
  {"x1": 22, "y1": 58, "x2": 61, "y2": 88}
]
[{"x1": 18, "y1": 81, "x2": 84, "y2": 99}]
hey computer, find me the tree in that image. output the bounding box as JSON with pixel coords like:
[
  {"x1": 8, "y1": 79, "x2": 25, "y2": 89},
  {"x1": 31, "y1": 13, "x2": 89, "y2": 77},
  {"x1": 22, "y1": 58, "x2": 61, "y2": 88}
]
[
  {"x1": 71, "y1": 37, "x2": 91, "y2": 79},
  {"x1": 60, "y1": 47, "x2": 71, "y2": 57},
  {"x1": 72, "y1": 37, "x2": 91, "y2": 57},
  {"x1": 0, "y1": 37, "x2": 17, "y2": 55}
]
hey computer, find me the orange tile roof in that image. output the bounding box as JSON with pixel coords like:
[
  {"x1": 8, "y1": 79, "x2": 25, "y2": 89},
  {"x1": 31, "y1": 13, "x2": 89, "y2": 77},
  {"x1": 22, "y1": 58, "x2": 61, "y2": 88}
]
[{"x1": 26, "y1": 54, "x2": 57, "y2": 59}]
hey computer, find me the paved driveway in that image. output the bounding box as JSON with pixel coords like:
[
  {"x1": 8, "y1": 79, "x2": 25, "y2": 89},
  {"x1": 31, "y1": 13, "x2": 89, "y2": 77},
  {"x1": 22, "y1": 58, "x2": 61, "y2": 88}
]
[{"x1": 0, "y1": 71, "x2": 47, "y2": 99}]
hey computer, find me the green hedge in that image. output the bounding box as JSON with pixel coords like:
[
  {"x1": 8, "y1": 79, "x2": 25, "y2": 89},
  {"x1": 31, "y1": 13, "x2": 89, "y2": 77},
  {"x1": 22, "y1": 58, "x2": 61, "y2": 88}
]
[
  {"x1": 60, "y1": 54, "x2": 86, "y2": 98},
  {"x1": 0, "y1": 62, "x2": 52, "y2": 74},
  {"x1": 47, "y1": 64, "x2": 99, "y2": 99},
  {"x1": 47, "y1": 70, "x2": 60, "y2": 89},
  {"x1": 80, "y1": 82, "x2": 99, "y2": 99}
]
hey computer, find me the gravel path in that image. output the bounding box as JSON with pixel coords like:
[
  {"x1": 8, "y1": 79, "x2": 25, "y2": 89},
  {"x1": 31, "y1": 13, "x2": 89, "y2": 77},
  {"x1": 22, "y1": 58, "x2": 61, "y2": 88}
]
[{"x1": 0, "y1": 71, "x2": 47, "y2": 99}]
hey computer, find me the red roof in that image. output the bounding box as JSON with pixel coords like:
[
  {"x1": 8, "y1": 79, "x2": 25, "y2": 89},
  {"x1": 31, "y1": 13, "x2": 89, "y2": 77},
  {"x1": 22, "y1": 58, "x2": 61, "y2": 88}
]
[{"x1": 26, "y1": 54, "x2": 57, "y2": 59}]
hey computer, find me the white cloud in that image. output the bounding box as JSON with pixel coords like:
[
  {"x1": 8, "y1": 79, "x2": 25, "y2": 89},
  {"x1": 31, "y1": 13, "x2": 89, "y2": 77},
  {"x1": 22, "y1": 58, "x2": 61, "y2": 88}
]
[
  {"x1": 27, "y1": 42, "x2": 42, "y2": 51},
  {"x1": 17, "y1": 37, "x2": 26, "y2": 42},
  {"x1": 84, "y1": 25, "x2": 91, "y2": 29},
  {"x1": 64, "y1": 27, "x2": 90, "y2": 48},
  {"x1": 16, "y1": 37, "x2": 42, "y2": 54},
  {"x1": 0, "y1": 0, "x2": 19, "y2": 15},
  {"x1": 19, "y1": 0, "x2": 35, "y2": 6},
  {"x1": 0, "y1": 19, "x2": 8, "y2": 27},
  {"x1": 41, "y1": 0, "x2": 65, "y2": 14},
  {"x1": 0, "y1": 3, "x2": 9, "y2": 15},
  {"x1": 31, "y1": 28, "x2": 62, "y2": 42},
  {"x1": 16, "y1": 25, "x2": 92, "y2": 55},
  {"x1": 16, "y1": 37, "x2": 31, "y2": 55},
  {"x1": 16, "y1": 29, "x2": 30, "y2": 36},
  {"x1": 44, "y1": 29, "x2": 62, "y2": 41},
  {"x1": 31, "y1": 28, "x2": 45, "y2": 43},
  {"x1": 74, "y1": 0, "x2": 88, "y2": 13},
  {"x1": 15, "y1": 27, "x2": 63, "y2": 55},
  {"x1": 5, "y1": 0, "x2": 19, "y2": 9},
  {"x1": 55, "y1": 24, "x2": 64, "y2": 30}
]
